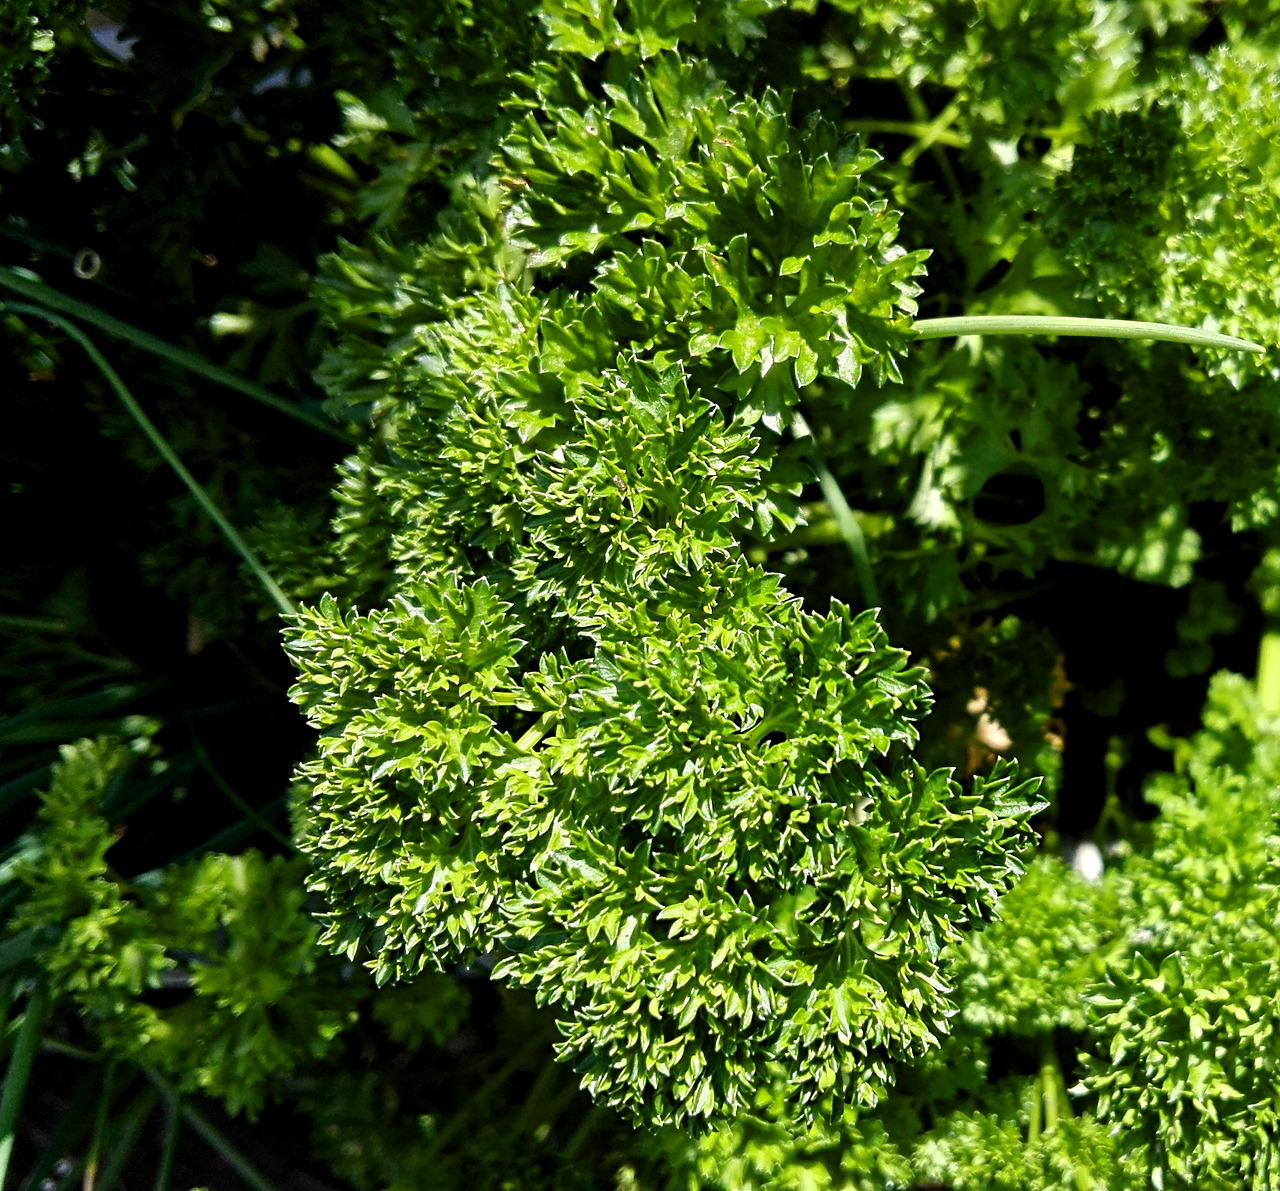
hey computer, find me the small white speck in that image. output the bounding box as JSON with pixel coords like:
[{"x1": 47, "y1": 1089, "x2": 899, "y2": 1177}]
[{"x1": 1069, "y1": 840, "x2": 1104, "y2": 883}]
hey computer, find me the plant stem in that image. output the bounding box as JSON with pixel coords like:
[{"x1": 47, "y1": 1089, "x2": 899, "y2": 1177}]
[
  {"x1": 14, "y1": 1073, "x2": 98, "y2": 1191},
  {"x1": 1027, "y1": 1069, "x2": 1042, "y2": 1145},
  {"x1": 421, "y1": 1033, "x2": 547, "y2": 1159},
  {"x1": 898, "y1": 83, "x2": 966, "y2": 215},
  {"x1": 844, "y1": 118, "x2": 965, "y2": 149},
  {"x1": 1040, "y1": 1039, "x2": 1061, "y2": 1134},
  {"x1": 0, "y1": 267, "x2": 353, "y2": 444},
  {"x1": 912, "y1": 314, "x2": 1264, "y2": 354},
  {"x1": 791, "y1": 413, "x2": 880, "y2": 607},
  {"x1": 515, "y1": 711, "x2": 559, "y2": 752},
  {"x1": 900, "y1": 99, "x2": 962, "y2": 167},
  {"x1": 0, "y1": 981, "x2": 51, "y2": 1189},
  {"x1": 561, "y1": 1104, "x2": 606, "y2": 1162},
  {"x1": 188, "y1": 733, "x2": 292, "y2": 847},
  {"x1": 140, "y1": 1069, "x2": 279, "y2": 1191},
  {"x1": 84, "y1": 1059, "x2": 119, "y2": 1191},
  {"x1": 96, "y1": 1088, "x2": 158, "y2": 1191},
  {"x1": 5, "y1": 303, "x2": 297, "y2": 618},
  {"x1": 37, "y1": 1039, "x2": 100, "y2": 1062},
  {"x1": 152, "y1": 1088, "x2": 181, "y2": 1191},
  {"x1": 1257, "y1": 627, "x2": 1280, "y2": 716}
]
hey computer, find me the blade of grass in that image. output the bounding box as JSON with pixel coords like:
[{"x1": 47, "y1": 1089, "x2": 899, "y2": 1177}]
[
  {"x1": 791, "y1": 412, "x2": 880, "y2": 607},
  {"x1": 0, "y1": 981, "x2": 13, "y2": 1069},
  {"x1": 188, "y1": 734, "x2": 291, "y2": 848},
  {"x1": 139, "y1": 1069, "x2": 279, "y2": 1191},
  {"x1": 3, "y1": 304, "x2": 296, "y2": 618},
  {"x1": 0, "y1": 931, "x2": 54, "y2": 976},
  {"x1": 83, "y1": 1060, "x2": 120, "y2": 1191},
  {"x1": 0, "y1": 681, "x2": 166, "y2": 750},
  {"x1": 0, "y1": 268, "x2": 353, "y2": 444},
  {"x1": 911, "y1": 314, "x2": 1265, "y2": 354},
  {"x1": 96, "y1": 1087, "x2": 159, "y2": 1191},
  {"x1": 152, "y1": 1087, "x2": 181, "y2": 1191},
  {"x1": 0, "y1": 981, "x2": 53, "y2": 1188},
  {"x1": 16, "y1": 1073, "x2": 98, "y2": 1191}
]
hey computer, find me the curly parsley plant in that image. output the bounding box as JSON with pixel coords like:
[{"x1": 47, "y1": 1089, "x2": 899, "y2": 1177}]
[{"x1": 285, "y1": 46, "x2": 1045, "y2": 1130}]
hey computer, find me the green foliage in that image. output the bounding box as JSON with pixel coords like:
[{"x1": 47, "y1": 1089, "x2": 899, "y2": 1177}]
[
  {"x1": 288, "y1": 563, "x2": 1043, "y2": 1128},
  {"x1": 808, "y1": 0, "x2": 1142, "y2": 133},
  {"x1": 1083, "y1": 675, "x2": 1280, "y2": 1190},
  {"x1": 282, "y1": 0, "x2": 1279, "y2": 1159},
  {"x1": 537, "y1": 0, "x2": 786, "y2": 59},
  {"x1": 16, "y1": 737, "x2": 359, "y2": 1116},
  {"x1": 1052, "y1": 49, "x2": 1280, "y2": 387},
  {"x1": 507, "y1": 53, "x2": 927, "y2": 393},
  {"x1": 281, "y1": 0, "x2": 1055, "y2": 1133},
  {"x1": 10, "y1": 0, "x2": 1280, "y2": 1186},
  {"x1": 681, "y1": 1079, "x2": 915, "y2": 1191},
  {"x1": 0, "y1": 0, "x2": 80, "y2": 146},
  {"x1": 953, "y1": 855, "x2": 1114, "y2": 1038},
  {"x1": 910, "y1": 1086, "x2": 1131, "y2": 1191}
]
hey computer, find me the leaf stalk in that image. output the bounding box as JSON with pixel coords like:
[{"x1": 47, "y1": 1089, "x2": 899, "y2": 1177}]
[{"x1": 911, "y1": 314, "x2": 1264, "y2": 354}]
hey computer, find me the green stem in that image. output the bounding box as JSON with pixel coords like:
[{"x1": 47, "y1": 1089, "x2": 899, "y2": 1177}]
[
  {"x1": 791, "y1": 413, "x2": 880, "y2": 607},
  {"x1": 140, "y1": 1069, "x2": 279, "y2": 1191},
  {"x1": 0, "y1": 981, "x2": 51, "y2": 1189},
  {"x1": 152, "y1": 1089, "x2": 181, "y2": 1191},
  {"x1": 0, "y1": 267, "x2": 352, "y2": 444},
  {"x1": 14, "y1": 1072, "x2": 98, "y2": 1191},
  {"x1": 515, "y1": 711, "x2": 559, "y2": 752},
  {"x1": 1027, "y1": 1068, "x2": 1043, "y2": 1146},
  {"x1": 1257, "y1": 626, "x2": 1280, "y2": 716},
  {"x1": 900, "y1": 99, "x2": 962, "y2": 168},
  {"x1": 1040, "y1": 1040, "x2": 1061, "y2": 1135},
  {"x1": 422, "y1": 1034, "x2": 546, "y2": 1159},
  {"x1": 84, "y1": 1059, "x2": 120, "y2": 1191},
  {"x1": 4, "y1": 303, "x2": 296, "y2": 618},
  {"x1": 37, "y1": 1038, "x2": 100, "y2": 1062},
  {"x1": 844, "y1": 118, "x2": 965, "y2": 149},
  {"x1": 189, "y1": 733, "x2": 292, "y2": 847},
  {"x1": 912, "y1": 315, "x2": 1264, "y2": 354},
  {"x1": 96, "y1": 1088, "x2": 158, "y2": 1191},
  {"x1": 561, "y1": 1104, "x2": 606, "y2": 1162},
  {"x1": 898, "y1": 83, "x2": 966, "y2": 217}
]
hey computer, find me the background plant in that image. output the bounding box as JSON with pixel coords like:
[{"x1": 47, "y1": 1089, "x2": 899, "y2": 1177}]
[{"x1": 4, "y1": 1, "x2": 1280, "y2": 1188}]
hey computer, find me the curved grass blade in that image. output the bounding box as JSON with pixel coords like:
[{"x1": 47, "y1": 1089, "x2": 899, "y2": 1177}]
[
  {"x1": 2, "y1": 304, "x2": 296, "y2": 618},
  {"x1": 140, "y1": 1069, "x2": 279, "y2": 1191},
  {"x1": 0, "y1": 981, "x2": 52, "y2": 1187},
  {"x1": 15, "y1": 1072, "x2": 98, "y2": 1191},
  {"x1": 0, "y1": 268, "x2": 353, "y2": 444},
  {"x1": 791, "y1": 412, "x2": 880, "y2": 608}
]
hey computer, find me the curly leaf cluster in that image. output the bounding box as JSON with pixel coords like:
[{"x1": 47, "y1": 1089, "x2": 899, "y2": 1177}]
[
  {"x1": 1052, "y1": 48, "x2": 1280, "y2": 387},
  {"x1": 1081, "y1": 675, "x2": 1280, "y2": 1188},
  {"x1": 507, "y1": 54, "x2": 927, "y2": 400},
  {"x1": 17, "y1": 738, "x2": 358, "y2": 1116},
  {"x1": 537, "y1": 0, "x2": 787, "y2": 58},
  {"x1": 289, "y1": 545, "x2": 1043, "y2": 1129},
  {"x1": 809, "y1": 0, "x2": 1142, "y2": 134},
  {"x1": 285, "y1": 0, "x2": 1047, "y2": 1135}
]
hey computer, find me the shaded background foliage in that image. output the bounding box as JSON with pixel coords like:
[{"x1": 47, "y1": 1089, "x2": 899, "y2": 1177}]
[{"x1": 4, "y1": 1, "x2": 1280, "y2": 1188}]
